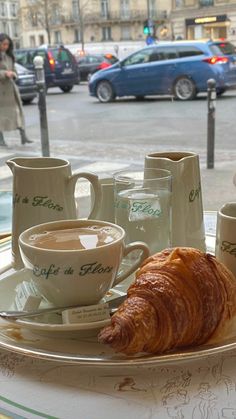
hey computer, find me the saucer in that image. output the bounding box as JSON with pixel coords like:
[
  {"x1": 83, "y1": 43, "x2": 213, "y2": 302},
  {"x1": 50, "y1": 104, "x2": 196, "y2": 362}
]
[{"x1": 0, "y1": 269, "x2": 127, "y2": 334}]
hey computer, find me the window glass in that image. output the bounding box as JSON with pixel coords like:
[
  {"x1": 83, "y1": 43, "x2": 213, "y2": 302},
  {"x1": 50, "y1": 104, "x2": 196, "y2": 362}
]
[
  {"x1": 51, "y1": 49, "x2": 70, "y2": 62},
  {"x1": 213, "y1": 42, "x2": 236, "y2": 55},
  {"x1": 163, "y1": 47, "x2": 178, "y2": 60},
  {"x1": 123, "y1": 48, "x2": 157, "y2": 66},
  {"x1": 178, "y1": 46, "x2": 203, "y2": 58}
]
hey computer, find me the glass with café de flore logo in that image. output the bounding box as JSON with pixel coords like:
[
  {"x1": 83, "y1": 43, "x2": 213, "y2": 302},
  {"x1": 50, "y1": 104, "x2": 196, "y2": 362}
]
[{"x1": 114, "y1": 168, "x2": 172, "y2": 256}]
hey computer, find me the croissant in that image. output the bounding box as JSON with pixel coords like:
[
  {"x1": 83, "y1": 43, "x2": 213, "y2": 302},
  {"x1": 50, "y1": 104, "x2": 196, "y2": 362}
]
[{"x1": 99, "y1": 247, "x2": 236, "y2": 355}]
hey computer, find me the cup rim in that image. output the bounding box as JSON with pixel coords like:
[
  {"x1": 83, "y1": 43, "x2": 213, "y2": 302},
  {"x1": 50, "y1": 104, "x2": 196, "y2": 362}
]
[
  {"x1": 219, "y1": 202, "x2": 236, "y2": 220},
  {"x1": 19, "y1": 219, "x2": 125, "y2": 254},
  {"x1": 113, "y1": 168, "x2": 172, "y2": 181}
]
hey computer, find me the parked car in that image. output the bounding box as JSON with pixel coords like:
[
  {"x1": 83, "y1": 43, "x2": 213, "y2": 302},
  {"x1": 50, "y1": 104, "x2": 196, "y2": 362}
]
[
  {"x1": 15, "y1": 63, "x2": 37, "y2": 104},
  {"x1": 15, "y1": 45, "x2": 80, "y2": 93},
  {"x1": 76, "y1": 53, "x2": 118, "y2": 81},
  {"x1": 89, "y1": 40, "x2": 236, "y2": 102}
]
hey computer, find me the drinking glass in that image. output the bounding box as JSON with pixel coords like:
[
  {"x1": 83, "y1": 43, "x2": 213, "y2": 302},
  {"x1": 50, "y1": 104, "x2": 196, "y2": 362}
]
[{"x1": 113, "y1": 168, "x2": 172, "y2": 255}]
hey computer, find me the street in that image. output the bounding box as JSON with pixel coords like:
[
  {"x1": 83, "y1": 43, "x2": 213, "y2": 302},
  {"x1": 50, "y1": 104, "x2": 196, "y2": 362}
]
[{"x1": 1, "y1": 84, "x2": 236, "y2": 210}]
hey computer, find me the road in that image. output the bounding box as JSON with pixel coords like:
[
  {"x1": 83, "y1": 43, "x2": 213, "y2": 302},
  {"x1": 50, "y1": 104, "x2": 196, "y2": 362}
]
[{"x1": 1, "y1": 84, "x2": 236, "y2": 210}]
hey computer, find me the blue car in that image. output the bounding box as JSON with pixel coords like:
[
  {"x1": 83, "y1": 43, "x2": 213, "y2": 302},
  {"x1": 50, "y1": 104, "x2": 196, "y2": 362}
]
[{"x1": 89, "y1": 40, "x2": 236, "y2": 102}]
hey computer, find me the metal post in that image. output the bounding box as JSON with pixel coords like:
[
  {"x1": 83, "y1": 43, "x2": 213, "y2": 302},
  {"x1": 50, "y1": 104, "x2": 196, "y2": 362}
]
[
  {"x1": 0, "y1": 132, "x2": 6, "y2": 146},
  {"x1": 207, "y1": 78, "x2": 216, "y2": 169},
  {"x1": 33, "y1": 56, "x2": 50, "y2": 157}
]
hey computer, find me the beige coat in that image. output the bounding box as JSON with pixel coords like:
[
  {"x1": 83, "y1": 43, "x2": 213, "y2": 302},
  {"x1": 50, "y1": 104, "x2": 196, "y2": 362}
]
[{"x1": 0, "y1": 53, "x2": 25, "y2": 131}]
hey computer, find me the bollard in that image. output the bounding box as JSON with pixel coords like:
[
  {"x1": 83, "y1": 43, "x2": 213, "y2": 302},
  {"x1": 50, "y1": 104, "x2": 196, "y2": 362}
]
[
  {"x1": 207, "y1": 78, "x2": 216, "y2": 169},
  {"x1": 0, "y1": 131, "x2": 6, "y2": 146},
  {"x1": 33, "y1": 56, "x2": 50, "y2": 157}
]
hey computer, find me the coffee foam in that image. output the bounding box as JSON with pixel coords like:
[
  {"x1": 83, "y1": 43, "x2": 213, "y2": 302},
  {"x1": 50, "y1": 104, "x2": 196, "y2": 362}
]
[{"x1": 28, "y1": 225, "x2": 120, "y2": 250}]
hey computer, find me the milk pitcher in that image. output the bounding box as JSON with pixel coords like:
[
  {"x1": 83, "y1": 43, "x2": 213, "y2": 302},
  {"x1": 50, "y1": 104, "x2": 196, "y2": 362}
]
[
  {"x1": 7, "y1": 157, "x2": 102, "y2": 269},
  {"x1": 145, "y1": 152, "x2": 206, "y2": 251}
]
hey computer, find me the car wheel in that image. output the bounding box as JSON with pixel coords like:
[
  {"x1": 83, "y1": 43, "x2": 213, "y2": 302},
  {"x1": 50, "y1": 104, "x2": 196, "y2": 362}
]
[
  {"x1": 135, "y1": 96, "x2": 145, "y2": 101},
  {"x1": 60, "y1": 86, "x2": 73, "y2": 93},
  {"x1": 217, "y1": 89, "x2": 226, "y2": 97},
  {"x1": 22, "y1": 98, "x2": 34, "y2": 104},
  {"x1": 96, "y1": 81, "x2": 115, "y2": 103},
  {"x1": 173, "y1": 77, "x2": 196, "y2": 101}
]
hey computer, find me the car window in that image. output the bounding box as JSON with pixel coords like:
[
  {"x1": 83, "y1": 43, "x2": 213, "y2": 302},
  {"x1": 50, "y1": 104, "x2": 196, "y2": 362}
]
[
  {"x1": 123, "y1": 48, "x2": 159, "y2": 66},
  {"x1": 209, "y1": 45, "x2": 222, "y2": 56},
  {"x1": 15, "y1": 50, "x2": 38, "y2": 66},
  {"x1": 177, "y1": 46, "x2": 203, "y2": 58},
  {"x1": 77, "y1": 57, "x2": 87, "y2": 64},
  {"x1": 214, "y1": 42, "x2": 236, "y2": 55},
  {"x1": 162, "y1": 47, "x2": 178, "y2": 60},
  {"x1": 51, "y1": 48, "x2": 71, "y2": 62},
  {"x1": 88, "y1": 56, "x2": 103, "y2": 64}
]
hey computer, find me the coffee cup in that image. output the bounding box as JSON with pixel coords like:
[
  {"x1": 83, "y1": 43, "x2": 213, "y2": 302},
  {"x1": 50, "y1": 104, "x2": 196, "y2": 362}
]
[
  {"x1": 19, "y1": 219, "x2": 150, "y2": 307},
  {"x1": 215, "y1": 202, "x2": 236, "y2": 278}
]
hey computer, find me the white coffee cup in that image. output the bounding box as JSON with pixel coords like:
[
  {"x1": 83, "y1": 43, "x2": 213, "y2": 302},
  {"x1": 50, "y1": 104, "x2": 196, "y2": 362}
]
[
  {"x1": 19, "y1": 219, "x2": 150, "y2": 307},
  {"x1": 215, "y1": 202, "x2": 236, "y2": 278}
]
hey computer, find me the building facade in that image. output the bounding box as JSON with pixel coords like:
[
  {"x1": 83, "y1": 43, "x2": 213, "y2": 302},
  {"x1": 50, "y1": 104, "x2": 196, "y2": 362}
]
[
  {"x1": 171, "y1": 0, "x2": 236, "y2": 44},
  {"x1": 19, "y1": 0, "x2": 172, "y2": 48},
  {"x1": 0, "y1": 0, "x2": 20, "y2": 47}
]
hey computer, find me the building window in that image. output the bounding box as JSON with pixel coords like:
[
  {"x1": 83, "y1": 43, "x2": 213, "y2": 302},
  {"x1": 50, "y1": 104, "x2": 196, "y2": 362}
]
[
  {"x1": 101, "y1": 0, "x2": 109, "y2": 19},
  {"x1": 121, "y1": 25, "x2": 131, "y2": 40},
  {"x1": 0, "y1": 2, "x2": 6, "y2": 16},
  {"x1": 39, "y1": 35, "x2": 44, "y2": 45},
  {"x1": 11, "y1": 3, "x2": 17, "y2": 17},
  {"x1": 149, "y1": 0, "x2": 156, "y2": 18},
  {"x1": 72, "y1": 0, "x2": 79, "y2": 18},
  {"x1": 120, "y1": 0, "x2": 130, "y2": 19},
  {"x1": 199, "y1": 0, "x2": 214, "y2": 5},
  {"x1": 54, "y1": 30, "x2": 62, "y2": 44},
  {"x1": 74, "y1": 28, "x2": 81, "y2": 42},
  {"x1": 102, "y1": 26, "x2": 111, "y2": 40},
  {"x1": 13, "y1": 22, "x2": 18, "y2": 37},
  {"x1": 30, "y1": 35, "x2": 36, "y2": 47},
  {"x1": 175, "y1": 0, "x2": 183, "y2": 7},
  {"x1": 51, "y1": 5, "x2": 61, "y2": 25}
]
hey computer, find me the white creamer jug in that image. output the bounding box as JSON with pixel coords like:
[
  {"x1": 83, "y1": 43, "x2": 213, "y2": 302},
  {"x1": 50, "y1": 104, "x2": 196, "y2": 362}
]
[
  {"x1": 7, "y1": 157, "x2": 102, "y2": 269},
  {"x1": 145, "y1": 152, "x2": 206, "y2": 251}
]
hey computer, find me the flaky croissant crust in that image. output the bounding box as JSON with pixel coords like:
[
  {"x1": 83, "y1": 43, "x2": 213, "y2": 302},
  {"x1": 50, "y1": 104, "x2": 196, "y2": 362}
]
[{"x1": 99, "y1": 247, "x2": 236, "y2": 355}]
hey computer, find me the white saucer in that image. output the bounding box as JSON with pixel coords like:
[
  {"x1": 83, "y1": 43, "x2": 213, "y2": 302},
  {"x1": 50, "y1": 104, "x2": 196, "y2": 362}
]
[{"x1": 0, "y1": 269, "x2": 128, "y2": 334}]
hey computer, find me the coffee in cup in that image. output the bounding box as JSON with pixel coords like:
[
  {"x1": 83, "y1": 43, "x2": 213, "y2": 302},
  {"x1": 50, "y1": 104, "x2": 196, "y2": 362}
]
[
  {"x1": 27, "y1": 225, "x2": 120, "y2": 250},
  {"x1": 19, "y1": 220, "x2": 150, "y2": 307}
]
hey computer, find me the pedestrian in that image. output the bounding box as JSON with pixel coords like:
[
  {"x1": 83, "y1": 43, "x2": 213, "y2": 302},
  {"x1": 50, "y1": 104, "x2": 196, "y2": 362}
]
[{"x1": 0, "y1": 33, "x2": 32, "y2": 146}]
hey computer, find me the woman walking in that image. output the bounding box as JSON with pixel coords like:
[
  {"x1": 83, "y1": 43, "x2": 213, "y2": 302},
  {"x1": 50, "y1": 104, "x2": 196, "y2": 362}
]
[{"x1": 0, "y1": 33, "x2": 32, "y2": 145}]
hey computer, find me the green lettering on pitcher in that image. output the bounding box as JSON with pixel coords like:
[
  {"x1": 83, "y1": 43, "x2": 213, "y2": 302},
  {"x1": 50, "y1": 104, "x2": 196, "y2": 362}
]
[
  {"x1": 189, "y1": 183, "x2": 201, "y2": 203},
  {"x1": 32, "y1": 196, "x2": 63, "y2": 211},
  {"x1": 221, "y1": 241, "x2": 236, "y2": 257},
  {"x1": 13, "y1": 194, "x2": 63, "y2": 211}
]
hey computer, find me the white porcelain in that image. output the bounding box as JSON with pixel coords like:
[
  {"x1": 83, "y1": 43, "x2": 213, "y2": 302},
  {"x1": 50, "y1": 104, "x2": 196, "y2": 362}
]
[
  {"x1": 91, "y1": 177, "x2": 115, "y2": 223},
  {"x1": 7, "y1": 157, "x2": 102, "y2": 269},
  {"x1": 145, "y1": 151, "x2": 205, "y2": 250},
  {"x1": 215, "y1": 202, "x2": 236, "y2": 278},
  {"x1": 19, "y1": 219, "x2": 150, "y2": 307},
  {"x1": 0, "y1": 269, "x2": 129, "y2": 334}
]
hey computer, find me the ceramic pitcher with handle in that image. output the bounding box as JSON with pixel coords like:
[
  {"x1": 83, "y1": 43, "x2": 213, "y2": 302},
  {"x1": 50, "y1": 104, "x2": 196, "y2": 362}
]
[
  {"x1": 145, "y1": 152, "x2": 206, "y2": 251},
  {"x1": 7, "y1": 157, "x2": 102, "y2": 269}
]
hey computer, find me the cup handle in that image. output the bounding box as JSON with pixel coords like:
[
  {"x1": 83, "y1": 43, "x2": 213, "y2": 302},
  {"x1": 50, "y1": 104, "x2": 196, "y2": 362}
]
[
  {"x1": 69, "y1": 172, "x2": 102, "y2": 218},
  {"x1": 113, "y1": 242, "x2": 150, "y2": 286}
]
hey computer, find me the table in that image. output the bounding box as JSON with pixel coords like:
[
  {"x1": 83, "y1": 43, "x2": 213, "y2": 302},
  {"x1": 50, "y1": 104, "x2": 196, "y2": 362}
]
[{"x1": 1, "y1": 213, "x2": 236, "y2": 419}]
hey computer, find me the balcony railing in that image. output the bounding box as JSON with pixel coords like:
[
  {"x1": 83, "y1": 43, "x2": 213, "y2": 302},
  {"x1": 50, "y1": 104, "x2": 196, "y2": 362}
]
[{"x1": 64, "y1": 9, "x2": 168, "y2": 26}]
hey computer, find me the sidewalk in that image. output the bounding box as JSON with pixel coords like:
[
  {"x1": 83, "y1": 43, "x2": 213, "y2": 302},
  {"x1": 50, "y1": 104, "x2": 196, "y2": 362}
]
[{"x1": 0, "y1": 138, "x2": 235, "y2": 212}]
